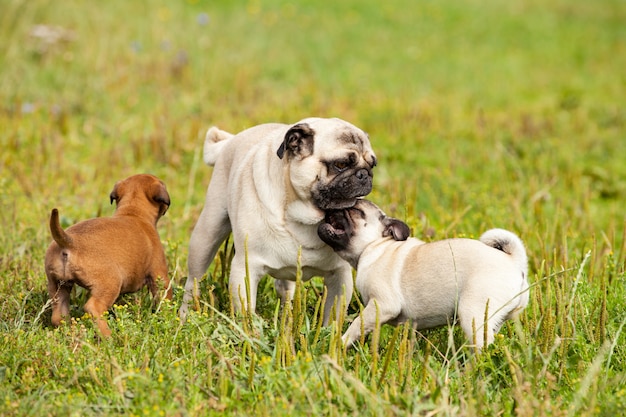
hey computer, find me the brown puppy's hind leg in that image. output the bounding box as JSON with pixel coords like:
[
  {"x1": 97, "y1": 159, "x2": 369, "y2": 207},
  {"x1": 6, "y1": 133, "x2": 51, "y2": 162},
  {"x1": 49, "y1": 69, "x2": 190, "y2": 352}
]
[
  {"x1": 48, "y1": 279, "x2": 72, "y2": 327},
  {"x1": 83, "y1": 290, "x2": 118, "y2": 337},
  {"x1": 148, "y1": 257, "x2": 172, "y2": 300}
]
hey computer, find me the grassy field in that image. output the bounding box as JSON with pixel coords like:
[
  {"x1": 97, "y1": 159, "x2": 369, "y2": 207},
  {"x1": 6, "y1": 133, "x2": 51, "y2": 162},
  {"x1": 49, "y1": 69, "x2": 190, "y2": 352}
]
[{"x1": 1, "y1": 0, "x2": 625, "y2": 415}]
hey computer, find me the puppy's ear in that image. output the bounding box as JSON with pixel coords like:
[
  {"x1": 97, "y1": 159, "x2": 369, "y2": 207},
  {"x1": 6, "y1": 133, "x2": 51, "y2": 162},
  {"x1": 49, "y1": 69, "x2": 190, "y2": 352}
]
[
  {"x1": 382, "y1": 218, "x2": 411, "y2": 241},
  {"x1": 151, "y1": 181, "x2": 171, "y2": 217},
  {"x1": 110, "y1": 182, "x2": 120, "y2": 205},
  {"x1": 277, "y1": 123, "x2": 315, "y2": 159}
]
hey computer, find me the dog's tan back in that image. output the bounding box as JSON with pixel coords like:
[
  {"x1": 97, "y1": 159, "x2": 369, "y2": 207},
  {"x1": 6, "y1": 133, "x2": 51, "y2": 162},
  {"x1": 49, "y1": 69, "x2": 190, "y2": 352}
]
[{"x1": 44, "y1": 174, "x2": 172, "y2": 337}]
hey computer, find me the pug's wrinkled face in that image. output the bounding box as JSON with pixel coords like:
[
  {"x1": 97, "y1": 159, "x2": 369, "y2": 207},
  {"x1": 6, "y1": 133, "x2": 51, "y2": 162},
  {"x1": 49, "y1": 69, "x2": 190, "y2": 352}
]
[
  {"x1": 277, "y1": 118, "x2": 377, "y2": 211},
  {"x1": 317, "y1": 199, "x2": 410, "y2": 267}
]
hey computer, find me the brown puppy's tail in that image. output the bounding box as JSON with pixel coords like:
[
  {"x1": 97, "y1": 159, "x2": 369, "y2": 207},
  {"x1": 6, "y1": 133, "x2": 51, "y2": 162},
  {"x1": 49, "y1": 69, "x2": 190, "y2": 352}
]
[{"x1": 50, "y1": 208, "x2": 73, "y2": 248}]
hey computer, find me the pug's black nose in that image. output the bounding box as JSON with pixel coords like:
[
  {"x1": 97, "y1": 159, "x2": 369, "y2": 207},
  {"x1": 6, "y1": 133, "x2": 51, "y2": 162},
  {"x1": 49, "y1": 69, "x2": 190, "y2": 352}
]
[{"x1": 356, "y1": 169, "x2": 370, "y2": 180}]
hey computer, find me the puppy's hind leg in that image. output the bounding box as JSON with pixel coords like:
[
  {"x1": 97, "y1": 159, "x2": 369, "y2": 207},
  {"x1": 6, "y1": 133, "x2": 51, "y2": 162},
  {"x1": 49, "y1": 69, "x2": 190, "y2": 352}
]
[
  {"x1": 148, "y1": 257, "x2": 172, "y2": 301},
  {"x1": 458, "y1": 301, "x2": 496, "y2": 350},
  {"x1": 83, "y1": 288, "x2": 119, "y2": 338},
  {"x1": 48, "y1": 278, "x2": 72, "y2": 327}
]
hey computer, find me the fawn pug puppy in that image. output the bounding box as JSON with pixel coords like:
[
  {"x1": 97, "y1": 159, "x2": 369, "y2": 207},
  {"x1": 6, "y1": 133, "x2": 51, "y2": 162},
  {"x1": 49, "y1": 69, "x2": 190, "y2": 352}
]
[
  {"x1": 180, "y1": 118, "x2": 377, "y2": 324},
  {"x1": 44, "y1": 174, "x2": 172, "y2": 337},
  {"x1": 317, "y1": 199, "x2": 529, "y2": 349}
]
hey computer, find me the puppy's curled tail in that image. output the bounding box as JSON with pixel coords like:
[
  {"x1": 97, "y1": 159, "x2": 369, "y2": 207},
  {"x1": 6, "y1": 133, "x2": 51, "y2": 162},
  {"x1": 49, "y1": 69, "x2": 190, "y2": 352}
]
[
  {"x1": 50, "y1": 208, "x2": 73, "y2": 248},
  {"x1": 203, "y1": 126, "x2": 234, "y2": 166},
  {"x1": 480, "y1": 228, "x2": 528, "y2": 278}
]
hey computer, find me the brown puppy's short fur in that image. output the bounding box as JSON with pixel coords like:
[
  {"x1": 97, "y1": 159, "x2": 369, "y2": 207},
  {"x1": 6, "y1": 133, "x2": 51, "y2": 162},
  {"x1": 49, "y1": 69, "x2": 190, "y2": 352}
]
[{"x1": 44, "y1": 174, "x2": 172, "y2": 337}]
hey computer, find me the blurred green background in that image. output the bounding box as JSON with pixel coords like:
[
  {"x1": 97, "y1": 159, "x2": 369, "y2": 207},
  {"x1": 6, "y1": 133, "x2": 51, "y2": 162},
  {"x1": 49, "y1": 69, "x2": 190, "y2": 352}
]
[{"x1": 1, "y1": 0, "x2": 625, "y2": 415}]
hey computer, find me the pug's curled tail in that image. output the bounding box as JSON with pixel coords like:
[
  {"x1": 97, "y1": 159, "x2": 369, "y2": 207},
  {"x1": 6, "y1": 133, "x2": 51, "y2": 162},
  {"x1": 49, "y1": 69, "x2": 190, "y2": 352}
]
[
  {"x1": 203, "y1": 126, "x2": 234, "y2": 166},
  {"x1": 479, "y1": 228, "x2": 528, "y2": 278},
  {"x1": 50, "y1": 208, "x2": 73, "y2": 248}
]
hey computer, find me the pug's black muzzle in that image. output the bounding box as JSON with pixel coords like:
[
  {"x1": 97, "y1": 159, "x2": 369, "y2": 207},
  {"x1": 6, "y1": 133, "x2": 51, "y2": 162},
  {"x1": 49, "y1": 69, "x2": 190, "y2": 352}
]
[{"x1": 313, "y1": 168, "x2": 373, "y2": 210}]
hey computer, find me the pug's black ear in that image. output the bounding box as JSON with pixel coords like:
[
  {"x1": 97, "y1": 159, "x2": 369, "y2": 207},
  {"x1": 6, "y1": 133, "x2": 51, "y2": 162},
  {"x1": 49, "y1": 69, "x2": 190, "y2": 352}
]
[
  {"x1": 382, "y1": 218, "x2": 411, "y2": 241},
  {"x1": 277, "y1": 123, "x2": 315, "y2": 159}
]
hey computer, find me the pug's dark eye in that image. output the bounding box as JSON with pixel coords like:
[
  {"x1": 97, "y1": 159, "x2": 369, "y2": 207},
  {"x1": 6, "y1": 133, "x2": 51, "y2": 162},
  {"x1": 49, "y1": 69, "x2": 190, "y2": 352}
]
[{"x1": 334, "y1": 161, "x2": 349, "y2": 171}]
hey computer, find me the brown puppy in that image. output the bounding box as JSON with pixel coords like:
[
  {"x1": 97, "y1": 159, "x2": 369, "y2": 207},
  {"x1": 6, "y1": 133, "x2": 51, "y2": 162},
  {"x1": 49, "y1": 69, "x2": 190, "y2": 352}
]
[{"x1": 44, "y1": 174, "x2": 172, "y2": 337}]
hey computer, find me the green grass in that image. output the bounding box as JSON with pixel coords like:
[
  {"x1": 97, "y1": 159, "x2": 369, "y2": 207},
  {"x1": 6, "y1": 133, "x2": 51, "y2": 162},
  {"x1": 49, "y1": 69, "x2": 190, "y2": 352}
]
[{"x1": 1, "y1": 0, "x2": 625, "y2": 415}]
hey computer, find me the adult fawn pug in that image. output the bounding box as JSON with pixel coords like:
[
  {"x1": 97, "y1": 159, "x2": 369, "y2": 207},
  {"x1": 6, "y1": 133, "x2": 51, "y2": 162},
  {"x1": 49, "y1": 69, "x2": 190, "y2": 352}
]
[
  {"x1": 180, "y1": 118, "x2": 377, "y2": 324},
  {"x1": 317, "y1": 199, "x2": 529, "y2": 349},
  {"x1": 44, "y1": 174, "x2": 172, "y2": 337}
]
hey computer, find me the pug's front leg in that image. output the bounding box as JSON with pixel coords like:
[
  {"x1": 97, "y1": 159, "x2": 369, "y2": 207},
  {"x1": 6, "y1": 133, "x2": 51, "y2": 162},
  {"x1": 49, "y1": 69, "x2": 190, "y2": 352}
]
[
  {"x1": 323, "y1": 265, "x2": 354, "y2": 326},
  {"x1": 341, "y1": 299, "x2": 401, "y2": 348},
  {"x1": 228, "y1": 253, "x2": 262, "y2": 316}
]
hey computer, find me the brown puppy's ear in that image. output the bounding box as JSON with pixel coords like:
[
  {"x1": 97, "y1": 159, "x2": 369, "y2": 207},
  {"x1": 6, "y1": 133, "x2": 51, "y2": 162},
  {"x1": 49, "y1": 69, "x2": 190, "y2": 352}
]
[
  {"x1": 276, "y1": 123, "x2": 315, "y2": 159},
  {"x1": 110, "y1": 182, "x2": 121, "y2": 205},
  {"x1": 151, "y1": 181, "x2": 171, "y2": 217},
  {"x1": 382, "y1": 218, "x2": 411, "y2": 241}
]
